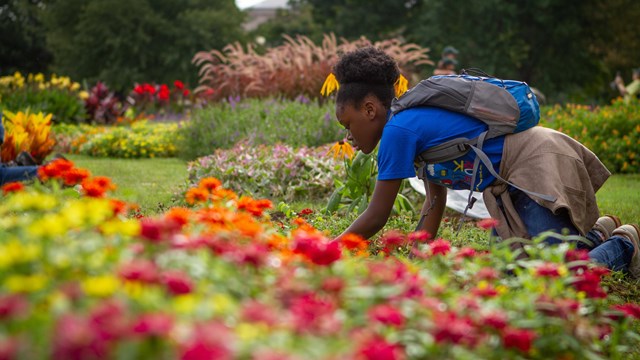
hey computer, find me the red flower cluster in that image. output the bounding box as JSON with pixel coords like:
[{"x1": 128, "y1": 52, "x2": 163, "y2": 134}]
[
  {"x1": 81, "y1": 176, "x2": 116, "y2": 197},
  {"x1": 1, "y1": 182, "x2": 24, "y2": 195},
  {"x1": 38, "y1": 159, "x2": 90, "y2": 186},
  {"x1": 132, "y1": 80, "x2": 190, "y2": 101},
  {"x1": 292, "y1": 230, "x2": 341, "y2": 266}
]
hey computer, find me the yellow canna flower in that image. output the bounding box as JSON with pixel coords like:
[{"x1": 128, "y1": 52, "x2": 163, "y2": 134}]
[
  {"x1": 394, "y1": 74, "x2": 409, "y2": 97},
  {"x1": 327, "y1": 140, "x2": 355, "y2": 160},
  {"x1": 320, "y1": 73, "x2": 339, "y2": 96}
]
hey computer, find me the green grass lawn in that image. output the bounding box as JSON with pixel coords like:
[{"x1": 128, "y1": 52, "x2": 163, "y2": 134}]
[{"x1": 67, "y1": 154, "x2": 189, "y2": 215}]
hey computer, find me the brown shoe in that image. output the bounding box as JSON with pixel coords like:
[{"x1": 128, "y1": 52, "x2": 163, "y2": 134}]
[
  {"x1": 592, "y1": 215, "x2": 622, "y2": 240},
  {"x1": 612, "y1": 224, "x2": 640, "y2": 278}
]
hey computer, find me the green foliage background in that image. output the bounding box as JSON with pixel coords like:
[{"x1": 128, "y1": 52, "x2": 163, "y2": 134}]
[{"x1": 38, "y1": 0, "x2": 246, "y2": 91}]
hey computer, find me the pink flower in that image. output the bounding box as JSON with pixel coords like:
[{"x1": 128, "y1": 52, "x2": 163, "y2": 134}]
[
  {"x1": 535, "y1": 262, "x2": 564, "y2": 278},
  {"x1": 368, "y1": 304, "x2": 405, "y2": 328},
  {"x1": 480, "y1": 311, "x2": 508, "y2": 330},
  {"x1": 89, "y1": 300, "x2": 130, "y2": 342},
  {"x1": 118, "y1": 259, "x2": 159, "y2": 283},
  {"x1": 290, "y1": 293, "x2": 339, "y2": 335},
  {"x1": 471, "y1": 284, "x2": 499, "y2": 298},
  {"x1": 431, "y1": 311, "x2": 478, "y2": 346},
  {"x1": 380, "y1": 230, "x2": 406, "y2": 253},
  {"x1": 180, "y1": 321, "x2": 234, "y2": 360},
  {"x1": 162, "y1": 270, "x2": 194, "y2": 296},
  {"x1": 132, "y1": 313, "x2": 174, "y2": 337},
  {"x1": 0, "y1": 294, "x2": 28, "y2": 320},
  {"x1": 293, "y1": 232, "x2": 341, "y2": 266},
  {"x1": 429, "y1": 239, "x2": 451, "y2": 256},
  {"x1": 501, "y1": 327, "x2": 537, "y2": 353},
  {"x1": 241, "y1": 301, "x2": 278, "y2": 326},
  {"x1": 456, "y1": 247, "x2": 477, "y2": 259},
  {"x1": 356, "y1": 336, "x2": 405, "y2": 360},
  {"x1": 477, "y1": 267, "x2": 499, "y2": 281},
  {"x1": 408, "y1": 230, "x2": 431, "y2": 243},
  {"x1": 0, "y1": 337, "x2": 19, "y2": 360},
  {"x1": 139, "y1": 218, "x2": 181, "y2": 243},
  {"x1": 611, "y1": 303, "x2": 640, "y2": 320},
  {"x1": 477, "y1": 218, "x2": 499, "y2": 230}
]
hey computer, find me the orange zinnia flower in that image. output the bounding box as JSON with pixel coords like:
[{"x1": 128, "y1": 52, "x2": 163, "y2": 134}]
[
  {"x1": 62, "y1": 168, "x2": 91, "y2": 186},
  {"x1": 185, "y1": 187, "x2": 209, "y2": 205},
  {"x1": 339, "y1": 233, "x2": 368, "y2": 252},
  {"x1": 237, "y1": 197, "x2": 273, "y2": 217},
  {"x1": 81, "y1": 176, "x2": 116, "y2": 197},
  {"x1": 198, "y1": 177, "x2": 222, "y2": 192},
  {"x1": 165, "y1": 207, "x2": 192, "y2": 227}
]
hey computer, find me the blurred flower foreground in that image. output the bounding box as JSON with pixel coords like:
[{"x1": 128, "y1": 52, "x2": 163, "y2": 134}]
[{"x1": 0, "y1": 160, "x2": 638, "y2": 360}]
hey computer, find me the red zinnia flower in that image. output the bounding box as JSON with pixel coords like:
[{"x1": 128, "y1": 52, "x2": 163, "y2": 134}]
[
  {"x1": 368, "y1": 304, "x2": 405, "y2": 328},
  {"x1": 429, "y1": 238, "x2": 452, "y2": 256},
  {"x1": 62, "y1": 168, "x2": 91, "y2": 186},
  {"x1": 161, "y1": 270, "x2": 194, "y2": 296},
  {"x1": 174, "y1": 80, "x2": 185, "y2": 90},
  {"x1": 477, "y1": 218, "x2": 499, "y2": 230},
  {"x1": 501, "y1": 327, "x2": 536, "y2": 353},
  {"x1": 535, "y1": 262, "x2": 564, "y2": 278},
  {"x1": 132, "y1": 313, "x2": 174, "y2": 337},
  {"x1": 118, "y1": 259, "x2": 159, "y2": 284},
  {"x1": 357, "y1": 336, "x2": 405, "y2": 360},
  {"x1": 2, "y1": 182, "x2": 24, "y2": 195}
]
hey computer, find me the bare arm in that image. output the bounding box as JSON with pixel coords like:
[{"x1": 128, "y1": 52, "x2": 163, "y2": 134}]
[
  {"x1": 418, "y1": 181, "x2": 448, "y2": 238},
  {"x1": 337, "y1": 179, "x2": 403, "y2": 240}
]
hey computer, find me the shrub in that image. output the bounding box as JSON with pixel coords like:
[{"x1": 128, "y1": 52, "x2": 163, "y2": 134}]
[
  {"x1": 192, "y1": 33, "x2": 433, "y2": 101},
  {"x1": 84, "y1": 82, "x2": 124, "y2": 125},
  {"x1": 187, "y1": 141, "x2": 342, "y2": 202},
  {"x1": 78, "y1": 121, "x2": 181, "y2": 158},
  {"x1": 0, "y1": 72, "x2": 86, "y2": 124},
  {"x1": 0, "y1": 171, "x2": 638, "y2": 359},
  {"x1": 177, "y1": 98, "x2": 342, "y2": 160},
  {"x1": 1, "y1": 110, "x2": 55, "y2": 163},
  {"x1": 540, "y1": 98, "x2": 640, "y2": 174}
]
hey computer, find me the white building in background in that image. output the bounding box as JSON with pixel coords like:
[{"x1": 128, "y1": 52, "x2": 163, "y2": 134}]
[{"x1": 243, "y1": 0, "x2": 289, "y2": 31}]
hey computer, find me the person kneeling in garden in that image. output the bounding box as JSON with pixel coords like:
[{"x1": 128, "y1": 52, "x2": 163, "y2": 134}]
[{"x1": 330, "y1": 46, "x2": 639, "y2": 277}]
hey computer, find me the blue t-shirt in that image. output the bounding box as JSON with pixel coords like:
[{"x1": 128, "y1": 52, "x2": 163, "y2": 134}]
[{"x1": 377, "y1": 107, "x2": 505, "y2": 191}]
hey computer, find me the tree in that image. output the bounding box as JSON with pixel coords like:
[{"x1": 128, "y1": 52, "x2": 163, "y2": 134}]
[
  {"x1": 0, "y1": 0, "x2": 52, "y2": 74},
  {"x1": 407, "y1": 0, "x2": 640, "y2": 102},
  {"x1": 40, "y1": 0, "x2": 246, "y2": 91}
]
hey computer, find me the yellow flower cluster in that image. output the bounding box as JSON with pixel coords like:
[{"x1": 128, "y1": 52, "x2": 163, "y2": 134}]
[{"x1": 0, "y1": 72, "x2": 81, "y2": 93}]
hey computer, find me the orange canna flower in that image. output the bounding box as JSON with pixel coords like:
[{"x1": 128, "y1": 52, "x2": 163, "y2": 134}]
[{"x1": 1, "y1": 182, "x2": 25, "y2": 195}]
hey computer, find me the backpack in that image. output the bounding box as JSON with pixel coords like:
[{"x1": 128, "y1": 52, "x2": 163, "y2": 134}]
[{"x1": 392, "y1": 70, "x2": 556, "y2": 231}]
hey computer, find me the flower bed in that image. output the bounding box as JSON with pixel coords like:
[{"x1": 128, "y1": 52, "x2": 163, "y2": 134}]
[
  {"x1": 53, "y1": 121, "x2": 181, "y2": 158},
  {"x1": 0, "y1": 161, "x2": 638, "y2": 359},
  {"x1": 187, "y1": 141, "x2": 343, "y2": 203}
]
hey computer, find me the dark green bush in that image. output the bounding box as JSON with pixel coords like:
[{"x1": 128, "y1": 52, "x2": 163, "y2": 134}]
[{"x1": 177, "y1": 98, "x2": 342, "y2": 160}]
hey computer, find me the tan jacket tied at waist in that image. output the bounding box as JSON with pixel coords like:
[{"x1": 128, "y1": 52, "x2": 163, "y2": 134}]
[{"x1": 483, "y1": 126, "x2": 611, "y2": 240}]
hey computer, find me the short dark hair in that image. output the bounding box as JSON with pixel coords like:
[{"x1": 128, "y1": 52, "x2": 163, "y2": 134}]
[{"x1": 333, "y1": 47, "x2": 400, "y2": 108}]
